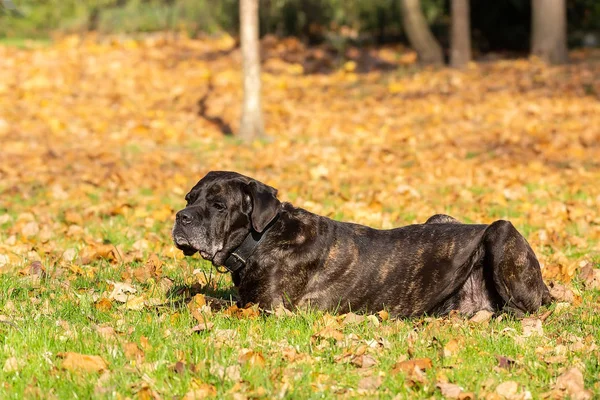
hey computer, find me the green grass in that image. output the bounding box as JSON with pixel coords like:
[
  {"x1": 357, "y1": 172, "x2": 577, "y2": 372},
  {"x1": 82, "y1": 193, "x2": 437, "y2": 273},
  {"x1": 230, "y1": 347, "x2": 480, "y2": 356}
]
[
  {"x1": 1, "y1": 199, "x2": 599, "y2": 398},
  {"x1": 0, "y1": 37, "x2": 51, "y2": 48}
]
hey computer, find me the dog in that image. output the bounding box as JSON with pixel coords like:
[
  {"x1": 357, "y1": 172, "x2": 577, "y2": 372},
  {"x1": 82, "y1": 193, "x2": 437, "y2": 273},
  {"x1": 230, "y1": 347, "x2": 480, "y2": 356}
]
[{"x1": 172, "y1": 171, "x2": 552, "y2": 317}]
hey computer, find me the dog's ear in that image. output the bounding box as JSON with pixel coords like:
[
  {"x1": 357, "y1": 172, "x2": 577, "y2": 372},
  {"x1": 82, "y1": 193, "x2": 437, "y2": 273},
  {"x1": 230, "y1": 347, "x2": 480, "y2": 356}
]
[{"x1": 244, "y1": 180, "x2": 281, "y2": 232}]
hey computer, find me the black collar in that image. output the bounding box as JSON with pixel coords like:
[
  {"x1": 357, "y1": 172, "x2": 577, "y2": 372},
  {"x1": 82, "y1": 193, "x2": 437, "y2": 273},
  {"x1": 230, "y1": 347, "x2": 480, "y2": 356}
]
[{"x1": 221, "y1": 214, "x2": 280, "y2": 273}]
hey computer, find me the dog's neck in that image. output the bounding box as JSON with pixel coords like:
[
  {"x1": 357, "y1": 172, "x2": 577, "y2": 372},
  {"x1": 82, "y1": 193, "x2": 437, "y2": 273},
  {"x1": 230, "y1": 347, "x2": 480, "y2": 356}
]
[{"x1": 222, "y1": 213, "x2": 281, "y2": 273}]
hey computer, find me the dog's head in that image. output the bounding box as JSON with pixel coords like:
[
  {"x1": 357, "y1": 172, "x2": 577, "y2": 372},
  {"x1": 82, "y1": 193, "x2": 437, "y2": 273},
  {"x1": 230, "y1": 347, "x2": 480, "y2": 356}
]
[{"x1": 172, "y1": 171, "x2": 281, "y2": 266}]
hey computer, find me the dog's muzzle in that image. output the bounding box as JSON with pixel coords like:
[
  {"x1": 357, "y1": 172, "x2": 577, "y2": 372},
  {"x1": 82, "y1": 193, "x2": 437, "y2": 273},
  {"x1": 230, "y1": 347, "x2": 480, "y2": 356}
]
[{"x1": 173, "y1": 234, "x2": 198, "y2": 256}]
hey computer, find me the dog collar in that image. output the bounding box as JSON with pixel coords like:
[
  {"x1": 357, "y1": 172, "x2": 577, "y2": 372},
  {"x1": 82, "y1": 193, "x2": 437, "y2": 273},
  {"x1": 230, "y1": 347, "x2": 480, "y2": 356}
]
[{"x1": 220, "y1": 214, "x2": 280, "y2": 273}]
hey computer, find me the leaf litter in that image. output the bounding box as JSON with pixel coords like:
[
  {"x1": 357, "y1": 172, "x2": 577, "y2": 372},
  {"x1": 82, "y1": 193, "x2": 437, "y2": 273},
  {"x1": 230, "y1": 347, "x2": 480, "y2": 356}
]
[{"x1": 0, "y1": 34, "x2": 599, "y2": 398}]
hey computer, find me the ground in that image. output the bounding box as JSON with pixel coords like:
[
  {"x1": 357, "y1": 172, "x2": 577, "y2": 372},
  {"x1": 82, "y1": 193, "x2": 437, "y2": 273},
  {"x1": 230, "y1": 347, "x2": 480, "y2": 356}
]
[{"x1": 0, "y1": 35, "x2": 599, "y2": 399}]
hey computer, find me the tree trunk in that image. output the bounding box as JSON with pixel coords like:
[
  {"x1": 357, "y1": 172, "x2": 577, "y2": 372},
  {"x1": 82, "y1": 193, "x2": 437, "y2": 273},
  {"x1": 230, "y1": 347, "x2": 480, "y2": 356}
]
[
  {"x1": 239, "y1": 0, "x2": 265, "y2": 140},
  {"x1": 450, "y1": 0, "x2": 471, "y2": 68},
  {"x1": 531, "y1": 0, "x2": 568, "y2": 64},
  {"x1": 400, "y1": 0, "x2": 444, "y2": 66}
]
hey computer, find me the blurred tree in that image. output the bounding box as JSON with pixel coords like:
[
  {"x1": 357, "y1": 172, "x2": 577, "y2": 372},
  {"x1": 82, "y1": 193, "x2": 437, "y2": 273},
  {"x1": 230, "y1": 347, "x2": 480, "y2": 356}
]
[
  {"x1": 239, "y1": 0, "x2": 265, "y2": 141},
  {"x1": 400, "y1": 0, "x2": 443, "y2": 65},
  {"x1": 531, "y1": 0, "x2": 568, "y2": 64},
  {"x1": 450, "y1": 0, "x2": 471, "y2": 68}
]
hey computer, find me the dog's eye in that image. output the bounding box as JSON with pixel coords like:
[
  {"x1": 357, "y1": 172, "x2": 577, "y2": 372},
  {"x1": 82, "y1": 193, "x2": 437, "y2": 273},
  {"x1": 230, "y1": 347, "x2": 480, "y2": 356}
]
[
  {"x1": 185, "y1": 193, "x2": 198, "y2": 206},
  {"x1": 212, "y1": 202, "x2": 226, "y2": 211}
]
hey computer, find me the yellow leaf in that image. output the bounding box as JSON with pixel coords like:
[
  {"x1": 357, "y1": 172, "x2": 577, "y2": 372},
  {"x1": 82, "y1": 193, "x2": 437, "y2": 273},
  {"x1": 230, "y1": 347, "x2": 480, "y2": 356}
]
[{"x1": 59, "y1": 352, "x2": 108, "y2": 373}]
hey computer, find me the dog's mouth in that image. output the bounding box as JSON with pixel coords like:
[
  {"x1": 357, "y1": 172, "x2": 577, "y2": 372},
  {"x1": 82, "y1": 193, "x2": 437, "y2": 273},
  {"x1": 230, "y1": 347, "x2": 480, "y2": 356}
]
[
  {"x1": 199, "y1": 250, "x2": 214, "y2": 261},
  {"x1": 177, "y1": 243, "x2": 198, "y2": 257},
  {"x1": 173, "y1": 234, "x2": 222, "y2": 263},
  {"x1": 174, "y1": 236, "x2": 199, "y2": 257}
]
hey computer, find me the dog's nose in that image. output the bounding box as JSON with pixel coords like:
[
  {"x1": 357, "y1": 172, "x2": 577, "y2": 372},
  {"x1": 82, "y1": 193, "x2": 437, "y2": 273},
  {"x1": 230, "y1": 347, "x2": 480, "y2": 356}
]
[{"x1": 176, "y1": 210, "x2": 194, "y2": 225}]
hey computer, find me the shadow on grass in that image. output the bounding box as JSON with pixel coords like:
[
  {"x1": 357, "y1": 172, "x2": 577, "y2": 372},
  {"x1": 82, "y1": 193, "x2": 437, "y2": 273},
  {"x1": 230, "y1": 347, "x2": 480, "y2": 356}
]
[{"x1": 165, "y1": 282, "x2": 239, "y2": 311}]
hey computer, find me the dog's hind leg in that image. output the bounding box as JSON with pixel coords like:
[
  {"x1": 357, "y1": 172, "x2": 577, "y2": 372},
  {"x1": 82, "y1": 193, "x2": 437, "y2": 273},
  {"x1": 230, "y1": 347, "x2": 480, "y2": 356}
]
[
  {"x1": 425, "y1": 214, "x2": 462, "y2": 224},
  {"x1": 482, "y1": 220, "x2": 550, "y2": 315}
]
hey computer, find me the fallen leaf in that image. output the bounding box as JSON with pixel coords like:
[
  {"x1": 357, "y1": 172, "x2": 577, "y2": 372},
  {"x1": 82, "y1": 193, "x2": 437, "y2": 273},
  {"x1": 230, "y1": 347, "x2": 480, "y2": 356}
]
[
  {"x1": 392, "y1": 358, "x2": 432, "y2": 374},
  {"x1": 3, "y1": 356, "x2": 21, "y2": 373},
  {"x1": 273, "y1": 304, "x2": 294, "y2": 317},
  {"x1": 238, "y1": 349, "x2": 266, "y2": 367},
  {"x1": 444, "y1": 339, "x2": 460, "y2": 357},
  {"x1": 125, "y1": 295, "x2": 146, "y2": 310},
  {"x1": 366, "y1": 314, "x2": 380, "y2": 327},
  {"x1": 95, "y1": 298, "x2": 113, "y2": 312},
  {"x1": 555, "y1": 367, "x2": 593, "y2": 400},
  {"x1": 579, "y1": 263, "x2": 600, "y2": 290},
  {"x1": 358, "y1": 376, "x2": 382, "y2": 391},
  {"x1": 377, "y1": 309, "x2": 390, "y2": 321},
  {"x1": 521, "y1": 317, "x2": 543, "y2": 337},
  {"x1": 437, "y1": 382, "x2": 463, "y2": 399},
  {"x1": 24, "y1": 260, "x2": 46, "y2": 278},
  {"x1": 223, "y1": 303, "x2": 260, "y2": 319},
  {"x1": 495, "y1": 381, "x2": 519, "y2": 399},
  {"x1": 210, "y1": 364, "x2": 241, "y2": 381},
  {"x1": 108, "y1": 281, "x2": 137, "y2": 302},
  {"x1": 351, "y1": 354, "x2": 377, "y2": 368},
  {"x1": 496, "y1": 355, "x2": 516, "y2": 370},
  {"x1": 140, "y1": 336, "x2": 152, "y2": 351},
  {"x1": 548, "y1": 282, "x2": 575, "y2": 303},
  {"x1": 312, "y1": 326, "x2": 345, "y2": 342},
  {"x1": 342, "y1": 312, "x2": 366, "y2": 325},
  {"x1": 21, "y1": 221, "x2": 39, "y2": 238},
  {"x1": 95, "y1": 325, "x2": 117, "y2": 340},
  {"x1": 470, "y1": 310, "x2": 493, "y2": 323},
  {"x1": 59, "y1": 352, "x2": 108, "y2": 373},
  {"x1": 192, "y1": 322, "x2": 214, "y2": 333},
  {"x1": 183, "y1": 384, "x2": 217, "y2": 399},
  {"x1": 136, "y1": 384, "x2": 161, "y2": 400},
  {"x1": 123, "y1": 342, "x2": 145, "y2": 364}
]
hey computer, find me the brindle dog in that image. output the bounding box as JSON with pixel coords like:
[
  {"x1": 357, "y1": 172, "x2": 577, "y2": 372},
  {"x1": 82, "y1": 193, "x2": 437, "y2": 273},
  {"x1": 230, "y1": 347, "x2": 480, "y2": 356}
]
[{"x1": 173, "y1": 171, "x2": 551, "y2": 317}]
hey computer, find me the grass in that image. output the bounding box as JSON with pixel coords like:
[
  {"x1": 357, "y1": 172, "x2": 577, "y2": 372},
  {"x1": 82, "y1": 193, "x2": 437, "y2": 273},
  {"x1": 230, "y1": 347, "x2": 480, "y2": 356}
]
[
  {"x1": 0, "y1": 37, "x2": 51, "y2": 48},
  {"x1": 1, "y1": 35, "x2": 600, "y2": 398},
  {"x1": 1, "y1": 203, "x2": 599, "y2": 398}
]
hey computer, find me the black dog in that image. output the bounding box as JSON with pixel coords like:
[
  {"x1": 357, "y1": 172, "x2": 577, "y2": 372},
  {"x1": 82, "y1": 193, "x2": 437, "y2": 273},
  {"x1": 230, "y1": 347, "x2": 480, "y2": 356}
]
[{"x1": 173, "y1": 171, "x2": 551, "y2": 317}]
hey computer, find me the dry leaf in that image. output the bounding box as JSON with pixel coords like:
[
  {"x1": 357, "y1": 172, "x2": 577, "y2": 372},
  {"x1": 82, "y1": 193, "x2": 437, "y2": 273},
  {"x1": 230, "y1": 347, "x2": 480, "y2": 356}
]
[
  {"x1": 392, "y1": 358, "x2": 432, "y2": 374},
  {"x1": 192, "y1": 322, "x2": 214, "y2": 333},
  {"x1": 358, "y1": 376, "x2": 382, "y2": 391},
  {"x1": 108, "y1": 281, "x2": 137, "y2": 302},
  {"x1": 59, "y1": 352, "x2": 108, "y2": 373},
  {"x1": 183, "y1": 384, "x2": 217, "y2": 399},
  {"x1": 555, "y1": 367, "x2": 593, "y2": 400},
  {"x1": 521, "y1": 318, "x2": 544, "y2": 337},
  {"x1": 312, "y1": 326, "x2": 345, "y2": 342},
  {"x1": 377, "y1": 309, "x2": 390, "y2": 321},
  {"x1": 273, "y1": 304, "x2": 294, "y2": 317},
  {"x1": 95, "y1": 298, "x2": 113, "y2": 312},
  {"x1": 125, "y1": 295, "x2": 146, "y2": 310},
  {"x1": 95, "y1": 325, "x2": 117, "y2": 340},
  {"x1": 437, "y1": 382, "x2": 463, "y2": 399},
  {"x1": 443, "y1": 339, "x2": 460, "y2": 357},
  {"x1": 223, "y1": 303, "x2": 260, "y2": 319},
  {"x1": 579, "y1": 263, "x2": 600, "y2": 290},
  {"x1": 548, "y1": 282, "x2": 575, "y2": 303},
  {"x1": 366, "y1": 314, "x2": 380, "y2": 327},
  {"x1": 495, "y1": 381, "x2": 519, "y2": 399},
  {"x1": 238, "y1": 349, "x2": 266, "y2": 367},
  {"x1": 3, "y1": 356, "x2": 21, "y2": 373},
  {"x1": 351, "y1": 354, "x2": 377, "y2": 368},
  {"x1": 470, "y1": 310, "x2": 493, "y2": 323},
  {"x1": 342, "y1": 312, "x2": 366, "y2": 325},
  {"x1": 187, "y1": 294, "x2": 207, "y2": 308},
  {"x1": 496, "y1": 355, "x2": 516, "y2": 370},
  {"x1": 123, "y1": 342, "x2": 145, "y2": 364},
  {"x1": 210, "y1": 364, "x2": 241, "y2": 381}
]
